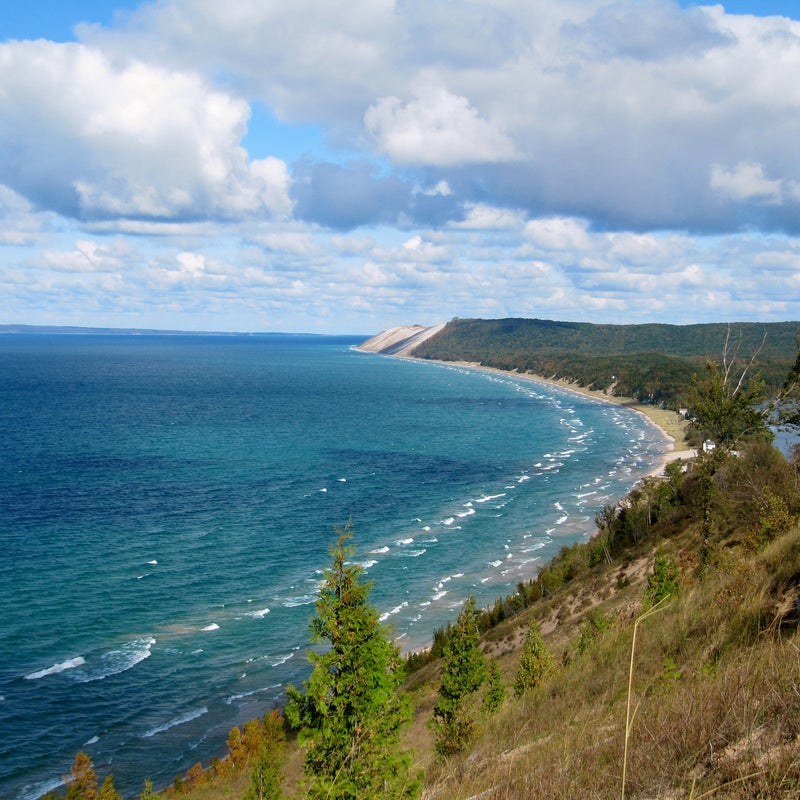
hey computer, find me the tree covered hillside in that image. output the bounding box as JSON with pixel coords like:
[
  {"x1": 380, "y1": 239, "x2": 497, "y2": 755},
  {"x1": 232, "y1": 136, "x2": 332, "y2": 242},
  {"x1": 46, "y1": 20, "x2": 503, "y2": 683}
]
[{"x1": 412, "y1": 318, "x2": 799, "y2": 408}]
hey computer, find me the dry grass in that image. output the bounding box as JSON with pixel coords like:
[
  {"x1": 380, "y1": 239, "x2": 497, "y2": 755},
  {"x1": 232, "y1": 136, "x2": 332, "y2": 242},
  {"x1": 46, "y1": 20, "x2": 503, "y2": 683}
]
[{"x1": 413, "y1": 519, "x2": 800, "y2": 800}]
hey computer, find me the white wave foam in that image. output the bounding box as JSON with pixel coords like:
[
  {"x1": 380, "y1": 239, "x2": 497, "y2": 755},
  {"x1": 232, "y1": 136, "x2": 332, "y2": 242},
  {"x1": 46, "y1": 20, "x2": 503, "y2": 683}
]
[
  {"x1": 24, "y1": 656, "x2": 86, "y2": 680},
  {"x1": 143, "y1": 707, "x2": 208, "y2": 738},
  {"x1": 395, "y1": 537, "x2": 414, "y2": 545},
  {"x1": 84, "y1": 735, "x2": 100, "y2": 745},
  {"x1": 457, "y1": 507, "x2": 476, "y2": 518},
  {"x1": 431, "y1": 590, "x2": 448, "y2": 601},
  {"x1": 284, "y1": 595, "x2": 315, "y2": 607},
  {"x1": 358, "y1": 559, "x2": 377, "y2": 569},
  {"x1": 246, "y1": 607, "x2": 271, "y2": 619},
  {"x1": 147, "y1": 559, "x2": 158, "y2": 565},
  {"x1": 556, "y1": 515, "x2": 569, "y2": 524},
  {"x1": 18, "y1": 777, "x2": 64, "y2": 800},
  {"x1": 337, "y1": 477, "x2": 347, "y2": 482},
  {"x1": 370, "y1": 546, "x2": 390, "y2": 554},
  {"x1": 442, "y1": 517, "x2": 455, "y2": 525},
  {"x1": 379, "y1": 601, "x2": 409, "y2": 622},
  {"x1": 522, "y1": 541, "x2": 547, "y2": 553},
  {"x1": 73, "y1": 637, "x2": 156, "y2": 683},
  {"x1": 226, "y1": 683, "x2": 282, "y2": 704},
  {"x1": 475, "y1": 493, "x2": 506, "y2": 503},
  {"x1": 202, "y1": 623, "x2": 220, "y2": 631},
  {"x1": 398, "y1": 549, "x2": 426, "y2": 558}
]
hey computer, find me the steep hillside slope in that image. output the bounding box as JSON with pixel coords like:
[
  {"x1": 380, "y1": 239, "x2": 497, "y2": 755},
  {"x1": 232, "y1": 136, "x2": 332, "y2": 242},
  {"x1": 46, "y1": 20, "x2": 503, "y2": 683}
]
[{"x1": 356, "y1": 323, "x2": 446, "y2": 356}]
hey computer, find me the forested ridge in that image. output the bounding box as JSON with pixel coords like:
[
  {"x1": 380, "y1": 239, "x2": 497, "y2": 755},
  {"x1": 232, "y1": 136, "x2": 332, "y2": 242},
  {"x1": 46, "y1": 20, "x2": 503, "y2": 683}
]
[{"x1": 412, "y1": 318, "x2": 800, "y2": 407}]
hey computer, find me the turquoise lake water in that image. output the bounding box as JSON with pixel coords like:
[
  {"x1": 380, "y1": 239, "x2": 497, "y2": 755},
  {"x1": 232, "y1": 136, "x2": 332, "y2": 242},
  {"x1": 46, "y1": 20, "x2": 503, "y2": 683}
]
[{"x1": 0, "y1": 334, "x2": 668, "y2": 798}]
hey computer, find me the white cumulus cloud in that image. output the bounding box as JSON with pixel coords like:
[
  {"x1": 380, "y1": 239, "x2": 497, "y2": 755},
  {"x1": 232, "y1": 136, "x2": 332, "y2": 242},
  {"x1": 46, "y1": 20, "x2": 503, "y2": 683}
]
[
  {"x1": 365, "y1": 87, "x2": 517, "y2": 166},
  {"x1": 0, "y1": 41, "x2": 292, "y2": 221},
  {"x1": 710, "y1": 162, "x2": 784, "y2": 204}
]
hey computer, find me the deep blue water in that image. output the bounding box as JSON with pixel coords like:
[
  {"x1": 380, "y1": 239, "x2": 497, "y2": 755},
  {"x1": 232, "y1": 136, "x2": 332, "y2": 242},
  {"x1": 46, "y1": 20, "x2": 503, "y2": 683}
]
[{"x1": 0, "y1": 334, "x2": 668, "y2": 799}]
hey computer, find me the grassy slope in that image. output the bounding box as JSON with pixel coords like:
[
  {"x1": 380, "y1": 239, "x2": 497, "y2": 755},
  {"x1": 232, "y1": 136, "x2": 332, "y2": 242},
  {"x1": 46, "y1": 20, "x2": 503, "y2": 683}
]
[{"x1": 413, "y1": 445, "x2": 800, "y2": 800}]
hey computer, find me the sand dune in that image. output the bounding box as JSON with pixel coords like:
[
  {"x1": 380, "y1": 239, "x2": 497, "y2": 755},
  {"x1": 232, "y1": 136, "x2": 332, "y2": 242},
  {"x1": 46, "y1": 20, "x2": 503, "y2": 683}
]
[{"x1": 356, "y1": 323, "x2": 445, "y2": 356}]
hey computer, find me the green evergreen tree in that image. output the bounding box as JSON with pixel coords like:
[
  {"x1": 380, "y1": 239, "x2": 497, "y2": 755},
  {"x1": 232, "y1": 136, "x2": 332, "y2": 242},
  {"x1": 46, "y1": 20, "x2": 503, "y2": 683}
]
[
  {"x1": 430, "y1": 595, "x2": 487, "y2": 755},
  {"x1": 643, "y1": 549, "x2": 679, "y2": 609},
  {"x1": 245, "y1": 711, "x2": 286, "y2": 800},
  {"x1": 482, "y1": 659, "x2": 507, "y2": 714},
  {"x1": 285, "y1": 524, "x2": 419, "y2": 800},
  {"x1": 513, "y1": 618, "x2": 555, "y2": 697}
]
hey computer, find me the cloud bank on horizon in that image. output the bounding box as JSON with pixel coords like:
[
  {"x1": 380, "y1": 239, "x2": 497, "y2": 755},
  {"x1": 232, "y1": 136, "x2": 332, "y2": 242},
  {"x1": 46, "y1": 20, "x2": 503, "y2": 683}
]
[{"x1": 1, "y1": 0, "x2": 799, "y2": 333}]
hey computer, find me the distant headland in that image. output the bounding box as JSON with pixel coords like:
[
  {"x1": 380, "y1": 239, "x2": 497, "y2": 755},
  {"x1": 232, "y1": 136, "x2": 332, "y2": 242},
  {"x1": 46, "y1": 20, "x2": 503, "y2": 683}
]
[{"x1": 0, "y1": 325, "x2": 328, "y2": 337}]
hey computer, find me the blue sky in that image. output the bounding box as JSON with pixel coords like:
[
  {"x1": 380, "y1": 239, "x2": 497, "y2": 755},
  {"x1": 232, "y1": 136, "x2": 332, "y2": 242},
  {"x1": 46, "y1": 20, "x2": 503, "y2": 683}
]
[{"x1": 1, "y1": 1, "x2": 799, "y2": 333}]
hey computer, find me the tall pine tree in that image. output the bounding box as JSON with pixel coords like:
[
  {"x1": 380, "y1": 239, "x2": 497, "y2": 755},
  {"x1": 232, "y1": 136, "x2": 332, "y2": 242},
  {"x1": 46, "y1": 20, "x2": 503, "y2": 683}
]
[
  {"x1": 430, "y1": 595, "x2": 486, "y2": 755},
  {"x1": 285, "y1": 524, "x2": 419, "y2": 800}
]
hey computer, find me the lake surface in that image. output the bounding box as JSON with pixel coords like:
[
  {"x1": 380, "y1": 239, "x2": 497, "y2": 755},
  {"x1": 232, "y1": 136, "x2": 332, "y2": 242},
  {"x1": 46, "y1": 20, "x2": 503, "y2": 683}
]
[{"x1": 0, "y1": 334, "x2": 668, "y2": 798}]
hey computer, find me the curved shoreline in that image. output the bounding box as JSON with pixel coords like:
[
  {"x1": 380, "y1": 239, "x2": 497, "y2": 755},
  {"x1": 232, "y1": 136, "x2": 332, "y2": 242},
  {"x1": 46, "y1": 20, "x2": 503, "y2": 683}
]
[
  {"x1": 389, "y1": 354, "x2": 695, "y2": 662},
  {"x1": 494, "y1": 368, "x2": 697, "y2": 478},
  {"x1": 404, "y1": 356, "x2": 697, "y2": 479}
]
